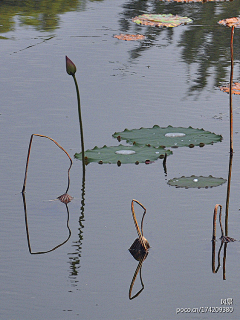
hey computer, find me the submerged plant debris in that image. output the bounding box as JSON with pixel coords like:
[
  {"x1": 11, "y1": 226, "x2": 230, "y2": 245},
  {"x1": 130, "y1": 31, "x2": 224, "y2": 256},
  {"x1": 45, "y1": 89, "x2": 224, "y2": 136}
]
[
  {"x1": 219, "y1": 82, "x2": 240, "y2": 95},
  {"x1": 114, "y1": 34, "x2": 145, "y2": 41},
  {"x1": 167, "y1": 175, "x2": 227, "y2": 188},
  {"x1": 113, "y1": 125, "x2": 222, "y2": 148},
  {"x1": 75, "y1": 144, "x2": 172, "y2": 165},
  {"x1": 132, "y1": 14, "x2": 192, "y2": 28},
  {"x1": 218, "y1": 17, "x2": 240, "y2": 28}
]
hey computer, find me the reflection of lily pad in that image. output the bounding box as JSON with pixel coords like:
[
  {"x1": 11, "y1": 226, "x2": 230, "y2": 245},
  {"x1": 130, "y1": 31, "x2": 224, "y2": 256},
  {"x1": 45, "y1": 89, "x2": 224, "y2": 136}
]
[
  {"x1": 75, "y1": 144, "x2": 172, "y2": 165},
  {"x1": 167, "y1": 175, "x2": 227, "y2": 188},
  {"x1": 113, "y1": 125, "x2": 222, "y2": 148},
  {"x1": 132, "y1": 14, "x2": 192, "y2": 28}
]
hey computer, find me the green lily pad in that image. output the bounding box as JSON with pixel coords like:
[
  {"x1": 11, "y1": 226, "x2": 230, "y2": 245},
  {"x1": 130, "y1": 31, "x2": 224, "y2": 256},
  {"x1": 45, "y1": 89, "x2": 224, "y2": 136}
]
[
  {"x1": 132, "y1": 14, "x2": 193, "y2": 28},
  {"x1": 167, "y1": 175, "x2": 227, "y2": 188},
  {"x1": 75, "y1": 144, "x2": 172, "y2": 165},
  {"x1": 112, "y1": 125, "x2": 222, "y2": 148}
]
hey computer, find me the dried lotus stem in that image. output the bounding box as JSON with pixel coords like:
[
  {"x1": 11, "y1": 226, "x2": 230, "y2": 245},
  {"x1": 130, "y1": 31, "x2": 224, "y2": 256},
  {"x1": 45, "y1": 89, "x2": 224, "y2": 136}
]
[{"x1": 22, "y1": 134, "x2": 72, "y2": 194}]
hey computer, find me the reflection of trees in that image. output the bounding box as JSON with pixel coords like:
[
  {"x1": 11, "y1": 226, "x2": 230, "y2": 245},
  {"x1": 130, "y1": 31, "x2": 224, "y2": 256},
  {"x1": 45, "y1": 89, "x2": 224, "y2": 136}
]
[
  {"x1": 0, "y1": 0, "x2": 84, "y2": 33},
  {"x1": 119, "y1": 0, "x2": 240, "y2": 92},
  {"x1": 178, "y1": 1, "x2": 240, "y2": 95},
  {"x1": 119, "y1": 0, "x2": 175, "y2": 60}
]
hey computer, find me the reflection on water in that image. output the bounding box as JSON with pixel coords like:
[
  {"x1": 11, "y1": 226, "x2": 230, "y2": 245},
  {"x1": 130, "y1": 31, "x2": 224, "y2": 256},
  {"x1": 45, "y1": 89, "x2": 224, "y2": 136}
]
[
  {"x1": 212, "y1": 154, "x2": 237, "y2": 280},
  {"x1": 22, "y1": 192, "x2": 72, "y2": 254},
  {"x1": 129, "y1": 251, "x2": 148, "y2": 300},
  {"x1": 0, "y1": 0, "x2": 84, "y2": 33},
  {"x1": 68, "y1": 174, "x2": 85, "y2": 283},
  {"x1": 119, "y1": 0, "x2": 240, "y2": 94},
  {"x1": 2, "y1": 0, "x2": 240, "y2": 94}
]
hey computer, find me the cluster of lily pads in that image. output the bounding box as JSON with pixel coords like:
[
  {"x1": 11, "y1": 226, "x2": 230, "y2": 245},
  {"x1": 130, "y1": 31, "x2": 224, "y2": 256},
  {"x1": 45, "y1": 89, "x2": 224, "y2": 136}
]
[
  {"x1": 75, "y1": 8, "x2": 235, "y2": 189},
  {"x1": 75, "y1": 125, "x2": 222, "y2": 166}
]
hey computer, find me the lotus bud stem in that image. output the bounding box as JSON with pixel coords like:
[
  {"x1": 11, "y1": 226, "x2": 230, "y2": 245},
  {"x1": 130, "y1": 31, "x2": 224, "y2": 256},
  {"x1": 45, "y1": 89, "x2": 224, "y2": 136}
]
[{"x1": 65, "y1": 56, "x2": 85, "y2": 173}]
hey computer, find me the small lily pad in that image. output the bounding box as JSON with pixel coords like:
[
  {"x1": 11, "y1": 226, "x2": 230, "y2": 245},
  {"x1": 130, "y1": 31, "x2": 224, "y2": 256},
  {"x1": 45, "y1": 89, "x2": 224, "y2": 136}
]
[
  {"x1": 114, "y1": 34, "x2": 145, "y2": 41},
  {"x1": 132, "y1": 14, "x2": 192, "y2": 28},
  {"x1": 218, "y1": 17, "x2": 240, "y2": 28},
  {"x1": 113, "y1": 125, "x2": 222, "y2": 148},
  {"x1": 75, "y1": 144, "x2": 172, "y2": 165},
  {"x1": 219, "y1": 82, "x2": 240, "y2": 95},
  {"x1": 167, "y1": 175, "x2": 227, "y2": 188}
]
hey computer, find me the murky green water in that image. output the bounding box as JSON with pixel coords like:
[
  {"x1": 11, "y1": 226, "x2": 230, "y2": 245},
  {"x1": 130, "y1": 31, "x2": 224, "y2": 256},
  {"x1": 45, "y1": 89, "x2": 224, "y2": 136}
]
[{"x1": 1, "y1": 0, "x2": 240, "y2": 319}]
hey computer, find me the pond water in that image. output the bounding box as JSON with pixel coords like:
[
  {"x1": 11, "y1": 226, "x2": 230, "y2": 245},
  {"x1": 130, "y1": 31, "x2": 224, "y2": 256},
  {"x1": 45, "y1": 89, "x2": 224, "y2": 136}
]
[{"x1": 1, "y1": 0, "x2": 240, "y2": 319}]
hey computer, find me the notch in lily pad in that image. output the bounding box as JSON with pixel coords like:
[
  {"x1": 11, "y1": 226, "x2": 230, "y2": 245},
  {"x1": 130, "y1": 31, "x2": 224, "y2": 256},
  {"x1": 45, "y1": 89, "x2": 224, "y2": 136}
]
[
  {"x1": 74, "y1": 144, "x2": 172, "y2": 165},
  {"x1": 167, "y1": 175, "x2": 227, "y2": 189},
  {"x1": 113, "y1": 125, "x2": 222, "y2": 148},
  {"x1": 132, "y1": 14, "x2": 192, "y2": 28}
]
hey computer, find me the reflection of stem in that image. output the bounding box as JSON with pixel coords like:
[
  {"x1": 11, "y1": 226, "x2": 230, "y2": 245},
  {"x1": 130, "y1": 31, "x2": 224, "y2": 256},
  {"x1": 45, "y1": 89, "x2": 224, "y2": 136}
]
[
  {"x1": 22, "y1": 134, "x2": 72, "y2": 193},
  {"x1": 129, "y1": 253, "x2": 147, "y2": 300},
  {"x1": 225, "y1": 153, "x2": 233, "y2": 236},
  {"x1": 229, "y1": 26, "x2": 234, "y2": 155},
  {"x1": 131, "y1": 200, "x2": 148, "y2": 251},
  {"x1": 22, "y1": 192, "x2": 71, "y2": 254},
  {"x1": 68, "y1": 170, "x2": 86, "y2": 279},
  {"x1": 212, "y1": 204, "x2": 222, "y2": 273},
  {"x1": 223, "y1": 243, "x2": 227, "y2": 280},
  {"x1": 212, "y1": 239, "x2": 223, "y2": 274},
  {"x1": 163, "y1": 153, "x2": 167, "y2": 175},
  {"x1": 72, "y1": 74, "x2": 85, "y2": 175}
]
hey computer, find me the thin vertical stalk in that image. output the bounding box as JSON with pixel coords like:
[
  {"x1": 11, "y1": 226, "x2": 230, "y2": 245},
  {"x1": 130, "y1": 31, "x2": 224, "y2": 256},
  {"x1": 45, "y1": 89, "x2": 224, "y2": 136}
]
[
  {"x1": 229, "y1": 26, "x2": 234, "y2": 155},
  {"x1": 225, "y1": 153, "x2": 233, "y2": 236},
  {"x1": 72, "y1": 74, "x2": 85, "y2": 174}
]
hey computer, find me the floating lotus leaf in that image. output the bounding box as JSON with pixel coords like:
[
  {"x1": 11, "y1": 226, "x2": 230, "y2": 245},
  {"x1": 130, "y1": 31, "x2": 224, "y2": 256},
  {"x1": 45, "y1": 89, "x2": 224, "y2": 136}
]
[
  {"x1": 132, "y1": 14, "x2": 192, "y2": 28},
  {"x1": 219, "y1": 82, "x2": 240, "y2": 95},
  {"x1": 114, "y1": 34, "x2": 145, "y2": 41},
  {"x1": 167, "y1": 175, "x2": 227, "y2": 188},
  {"x1": 75, "y1": 144, "x2": 172, "y2": 165},
  {"x1": 112, "y1": 125, "x2": 222, "y2": 148},
  {"x1": 218, "y1": 17, "x2": 240, "y2": 28}
]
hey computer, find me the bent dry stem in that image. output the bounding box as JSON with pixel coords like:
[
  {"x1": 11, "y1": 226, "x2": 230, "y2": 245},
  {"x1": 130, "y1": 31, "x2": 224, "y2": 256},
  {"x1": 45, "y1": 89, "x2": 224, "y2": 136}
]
[
  {"x1": 22, "y1": 134, "x2": 72, "y2": 194},
  {"x1": 131, "y1": 199, "x2": 150, "y2": 252}
]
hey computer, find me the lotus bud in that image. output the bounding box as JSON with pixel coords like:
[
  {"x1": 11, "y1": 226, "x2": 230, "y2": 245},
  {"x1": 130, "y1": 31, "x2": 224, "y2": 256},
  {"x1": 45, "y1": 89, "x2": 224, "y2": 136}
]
[{"x1": 66, "y1": 56, "x2": 76, "y2": 75}]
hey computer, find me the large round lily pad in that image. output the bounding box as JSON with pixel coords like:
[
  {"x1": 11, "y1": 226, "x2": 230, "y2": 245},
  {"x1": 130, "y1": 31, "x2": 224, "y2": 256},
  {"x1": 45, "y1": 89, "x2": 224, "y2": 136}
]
[
  {"x1": 167, "y1": 175, "x2": 227, "y2": 188},
  {"x1": 112, "y1": 125, "x2": 222, "y2": 148},
  {"x1": 132, "y1": 14, "x2": 192, "y2": 28},
  {"x1": 75, "y1": 144, "x2": 172, "y2": 165}
]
